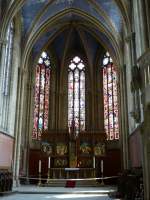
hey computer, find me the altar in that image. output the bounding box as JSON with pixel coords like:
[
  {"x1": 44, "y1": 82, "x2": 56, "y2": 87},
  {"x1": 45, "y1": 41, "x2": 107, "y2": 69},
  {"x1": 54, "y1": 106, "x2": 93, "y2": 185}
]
[
  {"x1": 40, "y1": 130, "x2": 106, "y2": 179},
  {"x1": 46, "y1": 167, "x2": 96, "y2": 179},
  {"x1": 65, "y1": 168, "x2": 79, "y2": 179}
]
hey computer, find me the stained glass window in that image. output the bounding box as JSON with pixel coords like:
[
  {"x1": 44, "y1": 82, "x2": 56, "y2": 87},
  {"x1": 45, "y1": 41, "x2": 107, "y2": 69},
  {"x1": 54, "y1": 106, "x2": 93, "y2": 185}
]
[
  {"x1": 2, "y1": 22, "x2": 14, "y2": 95},
  {"x1": 68, "y1": 56, "x2": 85, "y2": 135},
  {"x1": 102, "y1": 52, "x2": 119, "y2": 140},
  {"x1": 32, "y1": 51, "x2": 51, "y2": 140}
]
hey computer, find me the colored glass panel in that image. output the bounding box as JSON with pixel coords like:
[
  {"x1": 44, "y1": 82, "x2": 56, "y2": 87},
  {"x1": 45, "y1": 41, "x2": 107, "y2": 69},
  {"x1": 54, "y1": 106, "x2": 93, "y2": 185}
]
[
  {"x1": 2, "y1": 22, "x2": 14, "y2": 95},
  {"x1": 103, "y1": 52, "x2": 119, "y2": 140},
  {"x1": 32, "y1": 51, "x2": 51, "y2": 140},
  {"x1": 68, "y1": 56, "x2": 85, "y2": 134}
]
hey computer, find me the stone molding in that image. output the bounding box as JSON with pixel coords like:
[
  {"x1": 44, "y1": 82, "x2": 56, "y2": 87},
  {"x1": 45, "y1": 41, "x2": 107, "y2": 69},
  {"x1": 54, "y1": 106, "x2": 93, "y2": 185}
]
[
  {"x1": 137, "y1": 49, "x2": 150, "y2": 67},
  {"x1": 130, "y1": 65, "x2": 142, "y2": 91}
]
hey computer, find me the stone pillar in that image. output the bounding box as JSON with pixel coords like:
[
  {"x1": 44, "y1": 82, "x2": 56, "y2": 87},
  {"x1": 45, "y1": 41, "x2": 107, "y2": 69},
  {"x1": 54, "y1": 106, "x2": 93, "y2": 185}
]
[
  {"x1": 121, "y1": 32, "x2": 137, "y2": 169},
  {"x1": 13, "y1": 68, "x2": 26, "y2": 187},
  {"x1": 23, "y1": 78, "x2": 32, "y2": 184},
  {"x1": 138, "y1": 50, "x2": 150, "y2": 200},
  {"x1": 119, "y1": 66, "x2": 129, "y2": 169},
  {"x1": 139, "y1": 0, "x2": 149, "y2": 50},
  {"x1": 125, "y1": 32, "x2": 141, "y2": 124}
]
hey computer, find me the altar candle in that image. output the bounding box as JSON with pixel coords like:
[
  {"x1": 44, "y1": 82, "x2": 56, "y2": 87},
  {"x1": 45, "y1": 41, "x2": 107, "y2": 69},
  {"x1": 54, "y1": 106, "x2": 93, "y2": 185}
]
[
  {"x1": 93, "y1": 156, "x2": 95, "y2": 168},
  {"x1": 101, "y1": 160, "x2": 103, "y2": 173},
  {"x1": 48, "y1": 156, "x2": 51, "y2": 169},
  {"x1": 39, "y1": 160, "x2": 41, "y2": 173},
  {"x1": 69, "y1": 126, "x2": 70, "y2": 134}
]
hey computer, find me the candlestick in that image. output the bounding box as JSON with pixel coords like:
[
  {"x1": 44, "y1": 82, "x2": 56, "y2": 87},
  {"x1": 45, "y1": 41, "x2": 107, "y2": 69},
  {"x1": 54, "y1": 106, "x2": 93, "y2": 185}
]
[
  {"x1": 39, "y1": 160, "x2": 41, "y2": 173},
  {"x1": 100, "y1": 160, "x2": 104, "y2": 185},
  {"x1": 93, "y1": 156, "x2": 95, "y2": 168},
  {"x1": 101, "y1": 160, "x2": 103, "y2": 173},
  {"x1": 48, "y1": 156, "x2": 51, "y2": 169},
  {"x1": 38, "y1": 172, "x2": 42, "y2": 186},
  {"x1": 47, "y1": 168, "x2": 51, "y2": 184},
  {"x1": 69, "y1": 126, "x2": 70, "y2": 134},
  {"x1": 38, "y1": 160, "x2": 42, "y2": 186}
]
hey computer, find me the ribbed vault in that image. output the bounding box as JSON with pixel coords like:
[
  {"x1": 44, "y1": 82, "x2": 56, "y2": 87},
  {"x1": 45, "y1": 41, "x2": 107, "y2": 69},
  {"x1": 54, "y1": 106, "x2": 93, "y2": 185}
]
[{"x1": 0, "y1": 0, "x2": 131, "y2": 68}]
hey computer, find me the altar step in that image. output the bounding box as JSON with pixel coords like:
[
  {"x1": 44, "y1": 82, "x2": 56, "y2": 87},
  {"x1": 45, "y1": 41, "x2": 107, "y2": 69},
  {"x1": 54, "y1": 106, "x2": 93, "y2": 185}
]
[
  {"x1": 76, "y1": 180, "x2": 101, "y2": 187},
  {"x1": 44, "y1": 179, "x2": 101, "y2": 187}
]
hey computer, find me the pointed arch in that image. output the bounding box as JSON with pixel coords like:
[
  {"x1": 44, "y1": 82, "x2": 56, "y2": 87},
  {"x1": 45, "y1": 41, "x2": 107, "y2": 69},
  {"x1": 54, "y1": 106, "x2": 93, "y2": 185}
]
[
  {"x1": 32, "y1": 51, "x2": 51, "y2": 140},
  {"x1": 68, "y1": 56, "x2": 85, "y2": 134},
  {"x1": 102, "y1": 52, "x2": 119, "y2": 140}
]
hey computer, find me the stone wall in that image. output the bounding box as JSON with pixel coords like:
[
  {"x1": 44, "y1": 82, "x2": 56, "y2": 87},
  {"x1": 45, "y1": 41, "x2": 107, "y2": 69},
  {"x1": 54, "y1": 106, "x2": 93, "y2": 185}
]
[
  {"x1": 129, "y1": 127, "x2": 142, "y2": 167},
  {"x1": 0, "y1": 132, "x2": 14, "y2": 168}
]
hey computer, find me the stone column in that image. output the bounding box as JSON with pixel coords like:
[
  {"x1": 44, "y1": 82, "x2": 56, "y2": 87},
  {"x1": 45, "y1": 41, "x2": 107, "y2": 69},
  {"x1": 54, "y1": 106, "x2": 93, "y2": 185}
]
[
  {"x1": 139, "y1": 0, "x2": 149, "y2": 50},
  {"x1": 121, "y1": 32, "x2": 136, "y2": 169},
  {"x1": 13, "y1": 68, "x2": 26, "y2": 187},
  {"x1": 126, "y1": 32, "x2": 141, "y2": 124},
  {"x1": 23, "y1": 78, "x2": 32, "y2": 184},
  {"x1": 119, "y1": 66, "x2": 129, "y2": 169}
]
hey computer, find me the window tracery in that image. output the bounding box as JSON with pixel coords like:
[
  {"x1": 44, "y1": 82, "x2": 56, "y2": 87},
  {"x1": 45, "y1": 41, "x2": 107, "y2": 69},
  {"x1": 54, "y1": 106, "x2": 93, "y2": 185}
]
[
  {"x1": 68, "y1": 56, "x2": 85, "y2": 135},
  {"x1": 2, "y1": 22, "x2": 14, "y2": 95},
  {"x1": 102, "y1": 52, "x2": 119, "y2": 140},
  {"x1": 32, "y1": 51, "x2": 51, "y2": 140}
]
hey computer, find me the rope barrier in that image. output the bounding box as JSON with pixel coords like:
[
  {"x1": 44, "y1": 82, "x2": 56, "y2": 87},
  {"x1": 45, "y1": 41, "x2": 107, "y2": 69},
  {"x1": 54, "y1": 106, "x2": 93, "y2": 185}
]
[{"x1": 18, "y1": 175, "x2": 119, "y2": 181}]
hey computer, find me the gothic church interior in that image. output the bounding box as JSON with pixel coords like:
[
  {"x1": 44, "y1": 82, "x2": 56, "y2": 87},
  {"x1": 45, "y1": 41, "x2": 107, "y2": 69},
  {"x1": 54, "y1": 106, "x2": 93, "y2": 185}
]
[{"x1": 0, "y1": 0, "x2": 150, "y2": 199}]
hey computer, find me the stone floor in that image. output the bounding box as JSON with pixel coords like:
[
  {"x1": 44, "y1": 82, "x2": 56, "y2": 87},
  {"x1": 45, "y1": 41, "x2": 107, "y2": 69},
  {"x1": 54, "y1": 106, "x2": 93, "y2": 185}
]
[
  {"x1": 0, "y1": 186, "x2": 120, "y2": 200},
  {"x1": 0, "y1": 193, "x2": 121, "y2": 200}
]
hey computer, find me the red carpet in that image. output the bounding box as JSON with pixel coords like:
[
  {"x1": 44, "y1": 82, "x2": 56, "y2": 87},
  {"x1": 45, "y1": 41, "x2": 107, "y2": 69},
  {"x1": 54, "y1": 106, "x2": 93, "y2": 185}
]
[{"x1": 65, "y1": 180, "x2": 76, "y2": 187}]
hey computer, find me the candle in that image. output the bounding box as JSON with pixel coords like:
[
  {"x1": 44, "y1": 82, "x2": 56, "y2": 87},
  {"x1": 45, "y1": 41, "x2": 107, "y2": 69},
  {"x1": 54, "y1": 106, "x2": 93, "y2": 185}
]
[
  {"x1": 48, "y1": 156, "x2": 51, "y2": 169},
  {"x1": 68, "y1": 127, "x2": 70, "y2": 134},
  {"x1": 101, "y1": 160, "x2": 103, "y2": 173},
  {"x1": 93, "y1": 156, "x2": 95, "y2": 168},
  {"x1": 39, "y1": 160, "x2": 41, "y2": 173}
]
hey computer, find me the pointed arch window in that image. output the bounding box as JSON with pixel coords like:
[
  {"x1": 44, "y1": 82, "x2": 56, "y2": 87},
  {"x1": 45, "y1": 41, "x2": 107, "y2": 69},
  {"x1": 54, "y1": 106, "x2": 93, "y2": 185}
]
[
  {"x1": 32, "y1": 51, "x2": 51, "y2": 140},
  {"x1": 68, "y1": 56, "x2": 85, "y2": 134},
  {"x1": 102, "y1": 52, "x2": 119, "y2": 140},
  {"x1": 2, "y1": 22, "x2": 14, "y2": 95}
]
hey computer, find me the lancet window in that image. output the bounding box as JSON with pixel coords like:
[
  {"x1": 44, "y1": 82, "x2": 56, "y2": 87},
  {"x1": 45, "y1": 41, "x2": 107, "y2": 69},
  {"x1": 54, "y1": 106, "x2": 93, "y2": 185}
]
[
  {"x1": 32, "y1": 51, "x2": 51, "y2": 140},
  {"x1": 102, "y1": 52, "x2": 119, "y2": 140},
  {"x1": 2, "y1": 22, "x2": 14, "y2": 95},
  {"x1": 68, "y1": 56, "x2": 85, "y2": 134}
]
